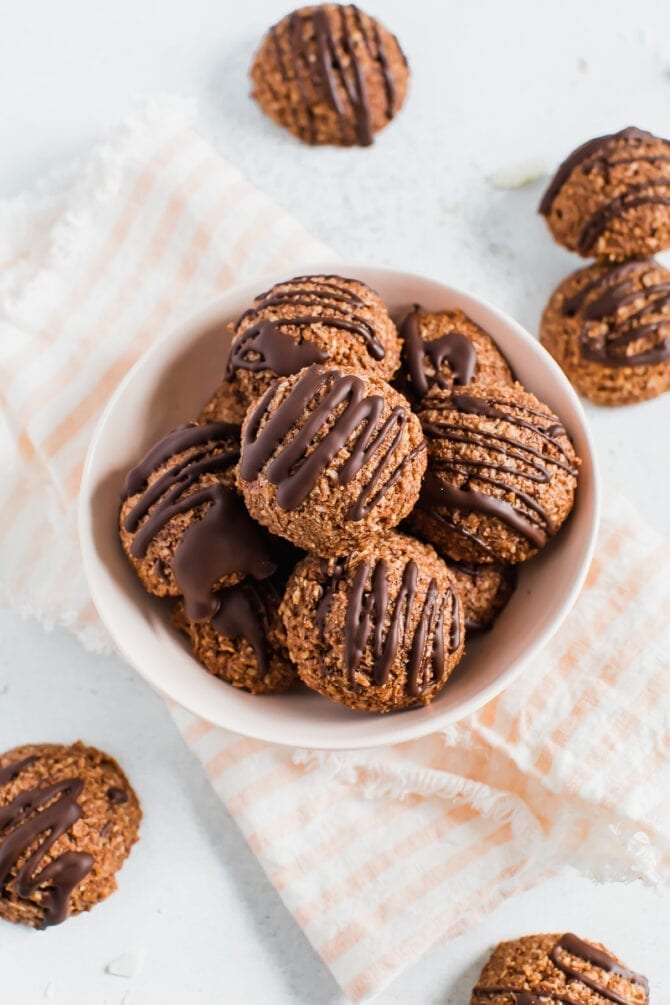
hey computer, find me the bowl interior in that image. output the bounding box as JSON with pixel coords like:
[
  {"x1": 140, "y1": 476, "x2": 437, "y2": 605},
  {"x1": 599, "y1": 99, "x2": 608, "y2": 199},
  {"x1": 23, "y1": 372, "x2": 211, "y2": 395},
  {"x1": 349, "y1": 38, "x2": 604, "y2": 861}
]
[{"x1": 79, "y1": 265, "x2": 599, "y2": 750}]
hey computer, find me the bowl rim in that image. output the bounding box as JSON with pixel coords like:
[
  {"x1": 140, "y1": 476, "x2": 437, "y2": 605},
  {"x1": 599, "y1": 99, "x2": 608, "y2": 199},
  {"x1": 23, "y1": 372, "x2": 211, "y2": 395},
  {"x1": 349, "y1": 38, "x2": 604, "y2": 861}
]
[{"x1": 78, "y1": 262, "x2": 601, "y2": 750}]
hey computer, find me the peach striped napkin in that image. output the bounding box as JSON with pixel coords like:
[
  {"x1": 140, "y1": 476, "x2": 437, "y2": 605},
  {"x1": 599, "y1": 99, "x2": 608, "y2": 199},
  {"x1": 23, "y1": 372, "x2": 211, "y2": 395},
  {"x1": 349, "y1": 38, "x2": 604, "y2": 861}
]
[{"x1": 1, "y1": 98, "x2": 669, "y2": 1001}]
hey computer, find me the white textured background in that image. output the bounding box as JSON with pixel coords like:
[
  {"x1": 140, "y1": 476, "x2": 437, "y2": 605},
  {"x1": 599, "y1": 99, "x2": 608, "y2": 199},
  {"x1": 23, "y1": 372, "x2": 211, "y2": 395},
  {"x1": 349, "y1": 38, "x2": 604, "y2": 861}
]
[{"x1": 1, "y1": 1, "x2": 669, "y2": 1002}]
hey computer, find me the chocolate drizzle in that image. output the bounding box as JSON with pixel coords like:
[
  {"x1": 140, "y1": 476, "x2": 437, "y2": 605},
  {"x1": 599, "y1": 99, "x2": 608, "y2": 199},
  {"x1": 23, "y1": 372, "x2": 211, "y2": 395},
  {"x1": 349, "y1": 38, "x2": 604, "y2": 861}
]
[
  {"x1": 400, "y1": 305, "x2": 478, "y2": 400},
  {"x1": 106, "y1": 787, "x2": 128, "y2": 805},
  {"x1": 228, "y1": 276, "x2": 386, "y2": 381},
  {"x1": 122, "y1": 422, "x2": 276, "y2": 621},
  {"x1": 271, "y1": 5, "x2": 402, "y2": 146},
  {"x1": 210, "y1": 577, "x2": 283, "y2": 676},
  {"x1": 539, "y1": 126, "x2": 670, "y2": 254},
  {"x1": 561, "y1": 260, "x2": 670, "y2": 368},
  {"x1": 318, "y1": 556, "x2": 461, "y2": 697},
  {"x1": 420, "y1": 393, "x2": 577, "y2": 551},
  {"x1": 0, "y1": 758, "x2": 94, "y2": 928},
  {"x1": 579, "y1": 181, "x2": 670, "y2": 256},
  {"x1": 226, "y1": 321, "x2": 328, "y2": 377},
  {"x1": 240, "y1": 366, "x2": 425, "y2": 520},
  {"x1": 122, "y1": 422, "x2": 238, "y2": 499},
  {"x1": 550, "y1": 933, "x2": 649, "y2": 1004}
]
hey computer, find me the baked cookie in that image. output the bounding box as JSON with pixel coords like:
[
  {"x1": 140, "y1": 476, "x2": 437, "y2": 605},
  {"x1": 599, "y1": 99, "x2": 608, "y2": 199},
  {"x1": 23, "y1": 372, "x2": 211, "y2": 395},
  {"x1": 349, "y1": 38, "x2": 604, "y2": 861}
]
[
  {"x1": 471, "y1": 932, "x2": 649, "y2": 1004},
  {"x1": 173, "y1": 573, "x2": 298, "y2": 695},
  {"x1": 411, "y1": 383, "x2": 579, "y2": 564},
  {"x1": 540, "y1": 258, "x2": 670, "y2": 406},
  {"x1": 0, "y1": 743, "x2": 140, "y2": 929},
  {"x1": 120, "y1": 422, "x2": 276, "y2": 621},
  {"x1": 250, "y1": 4, "x2": 409, "y2": 146},
  {"x1": 398, "y1": 305, "x2": 513, "y2": 404},
  {"x1": 539, "y1": 126, "x2": 670, "y2": 261},
  {"x1": 446, "y1": 560, "x2": 515, "y2": 633},
  {"x1": 216, "y1": 274, "x2": 402, "y2": 424},
  {"x1": 238, "y1": 365, "x2": 426, "y2": 556},
  {"x1": 280, "y1": 532, "x2": 464, "y2": 712},
  {"x1": 198, "y1": 379, "x2": 242, "y2": 425}
]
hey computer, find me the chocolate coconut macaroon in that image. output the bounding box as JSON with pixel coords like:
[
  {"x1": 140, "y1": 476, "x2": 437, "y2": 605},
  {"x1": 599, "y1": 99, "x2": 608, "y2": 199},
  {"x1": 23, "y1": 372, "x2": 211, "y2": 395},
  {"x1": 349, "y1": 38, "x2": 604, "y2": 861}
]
[{"x1": 0, "y1": 743, "x2": 140, "y2": 929}]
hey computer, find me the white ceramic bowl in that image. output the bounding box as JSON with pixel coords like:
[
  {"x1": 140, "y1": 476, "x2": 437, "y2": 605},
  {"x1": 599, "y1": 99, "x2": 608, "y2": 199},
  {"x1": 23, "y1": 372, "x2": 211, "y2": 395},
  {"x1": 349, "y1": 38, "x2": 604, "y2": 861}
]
[{"x1": 79, "y1": 265, "x2": 600, "y2": 750}]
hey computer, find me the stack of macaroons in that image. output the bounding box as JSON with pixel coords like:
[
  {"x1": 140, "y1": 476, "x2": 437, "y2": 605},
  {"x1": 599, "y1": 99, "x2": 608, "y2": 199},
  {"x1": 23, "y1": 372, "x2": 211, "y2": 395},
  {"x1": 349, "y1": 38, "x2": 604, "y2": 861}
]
[
  {"x1": 119, "y1": 273, "x2": 580, "y2": 714},
  {"x1": 539, "y1": 126, "x2": 670, "y2": 405}
]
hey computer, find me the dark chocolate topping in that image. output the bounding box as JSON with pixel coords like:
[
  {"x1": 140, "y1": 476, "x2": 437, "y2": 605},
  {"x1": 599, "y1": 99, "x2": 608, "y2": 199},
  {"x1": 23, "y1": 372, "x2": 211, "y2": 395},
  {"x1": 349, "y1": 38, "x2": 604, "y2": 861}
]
[
  {"x1": 539, "y1": 127, "x2": 657, "y2": 215},
  {"x1": 171, "y1": 489, "x2": 275, "y2": 621},
  {"x1": 539, "y1": 126, "x2": 670, "y2": 254},
  {"x1": 271, "y1": 5, "x2": 401, "y2": 146},
  {"x1": 550, "y1": 933, "x2": 649, "y2": 1004},
  {"x1": 318, "y1": 555, "x2": 460, "y2": 697},
  {"x1": 240, "y1": 366, "x2": 425, "y2": 520},
  {"x1": 0, "y1": 757, "x2": 36, "y2": 786},
  {"x1": 578, "y1": 181, "x2": 670, "y2": 256},
  {"x1": 419, "y1": 392, "x2": 577, "y2": 552},
  {"x1": 106, "y1": 787, "x2": 128, "y2": 805},
  {"x1": 0, "y1": 757, "x2": 94, "y2": 928},
  {"x1": 228, "y1": 275, "x2": 386, "y2": 378},
  {"x1": 210, "y1": 577, "x2": 284, "y2": 676},
  {"x1": 400, "y1": 305, "x2": 478, "y2": 400},
  {"x1": 122, "y1": 422, "x2": 276, "y2": 621},
  {"x1": 226, "y1": 321, "x2": 328, "y2": 378},
  {"x1": 122, "y1": 421, "x2": 238, "y2": 500},
  {"x1": 561, "y1": 261, "x2": 670, "y2": 368}
]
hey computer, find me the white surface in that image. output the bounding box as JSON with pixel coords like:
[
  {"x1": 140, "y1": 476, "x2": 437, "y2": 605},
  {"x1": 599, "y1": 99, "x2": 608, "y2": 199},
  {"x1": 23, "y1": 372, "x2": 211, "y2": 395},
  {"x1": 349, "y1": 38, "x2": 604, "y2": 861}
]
[
  {"x1": 81, "y1": 265, "x2": 598, "y2": 749},
  {"x1": 1, "y1": 0, "x2": 669, "y2": 1001}
]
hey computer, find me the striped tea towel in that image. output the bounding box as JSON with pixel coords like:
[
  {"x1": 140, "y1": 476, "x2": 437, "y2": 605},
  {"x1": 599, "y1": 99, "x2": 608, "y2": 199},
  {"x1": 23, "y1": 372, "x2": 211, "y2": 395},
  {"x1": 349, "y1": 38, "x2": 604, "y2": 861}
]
[{"x1": 1, "y1": 98, "x2": 669, "y2": 1002}]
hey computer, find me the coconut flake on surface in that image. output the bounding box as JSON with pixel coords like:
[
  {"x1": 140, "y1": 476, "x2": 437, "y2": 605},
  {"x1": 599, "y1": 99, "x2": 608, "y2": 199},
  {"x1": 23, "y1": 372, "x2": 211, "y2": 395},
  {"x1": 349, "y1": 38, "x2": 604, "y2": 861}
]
[
  {"x1": 487, "y1": 159, "x2": 546, "y2": 189},
  {"x1": 105, "y1": 951, "x2": 145, "y2": 978}
]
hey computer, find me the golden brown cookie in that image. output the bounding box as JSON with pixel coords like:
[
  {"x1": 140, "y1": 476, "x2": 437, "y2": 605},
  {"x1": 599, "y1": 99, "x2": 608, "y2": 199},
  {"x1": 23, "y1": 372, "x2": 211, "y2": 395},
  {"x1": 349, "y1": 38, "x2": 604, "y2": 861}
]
[
  {"x1": 280, "y1": 532, "x2": 464, "y2": 712},
  {"x1": 238, "y1": 364, "x2": 426, "y2": 556},
  {"x1": 173, "y1": 573, "x2": 298, "y2": 695},
  {"x1": 539, "y1": 126, "x2": 670, "y2": 261},
  {"x1": 540, "y1": 259, "x2": 670, "y2": 406},
  {"x1": 198, "y1": 379, "x2": 243, "y2": 425},
  {"x1": 446, "y1": 560, "x2": 516, "y2": 632},
  {"x1": 471, "y1": 932, "x2": 649, "y2": 1004},
  {"x1": 411, "y1": 383, "x2": 579, "y2": 565},
  {"x1": 398, "y1": 305, "x2": 514, "y2": 404},
  {"x1": 250, "y1": 4, "x2": 409, "y2": 146},
  {"x1": 119, "y1": 422, "x2": 276, "y2": 620},
  {"x1": 0, "y1": 742, "x2": 141, "y2": 929},
  {"x1": 215, "y1": 274, "x2": 402, "y2": 424}
]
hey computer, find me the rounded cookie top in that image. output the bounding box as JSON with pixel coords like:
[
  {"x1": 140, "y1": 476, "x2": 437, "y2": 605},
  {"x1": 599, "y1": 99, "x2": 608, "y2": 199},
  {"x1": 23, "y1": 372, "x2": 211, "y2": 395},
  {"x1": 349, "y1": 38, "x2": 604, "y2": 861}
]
[
  {"x1": 222, "y1": 274, "x2": 401, "y2": 421},
  {"x1": 250, "y1": 4, "x2": 409, "y2": 146},
  {"x1": 411, "y1": 382, "x2": 579, "y2": 565},
  {"x1": 471, "y1": 932, "x2": 649, "y2": 1004},
  {"x1": 0, "y1": 742, "x2": 141, "y2": 929},
  {"x1": 539, "y1": 126, "x2": 670, "y2": 261},
  {"x1": 280, "y1": 532, "x2": 464, "y2": 712},
  {"x1": 398, "y1": 305, "x2": 513, "y2": 404},
  {"x1": 173, "y1": 571, "x2": 298, "y2": 695},
  {"x1": 119, "y1": 422, "x2": 276, "y2": 620},
  {"x1": 540, "y1": 258, "x2": 670, "y2": 406},
  {"x1": 237, "y1": 364, "x2": 426, "y2": 557},
  {"x1": 198, "y1": 379, "x2": 245, "y2": 426},
  {"x1": 445, "y1": 560, "x2": 516, "y2": 633}
]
